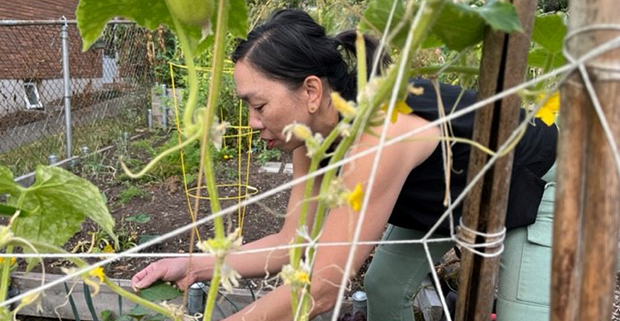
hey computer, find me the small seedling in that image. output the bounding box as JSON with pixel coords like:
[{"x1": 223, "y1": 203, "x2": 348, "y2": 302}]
[
  {"x1": 126, "y1": 213, "x2": 152, "y2": 224},
  {"x1": 117, "y1": 184, "x2": 150, "y2": 206}
]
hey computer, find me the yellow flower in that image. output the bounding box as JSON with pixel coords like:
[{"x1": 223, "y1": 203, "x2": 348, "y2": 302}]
[
  {"x1": 0, "y1": 257, "x2": 16, "y2": 266},
  {"x1": 294, "y1": 270, "x2": 311, "y2": 285},
  {"x1": 380, "y1": 101, "x2": 413, "y2": 123},
  {"x1": 89, "y1": 267, "x2": 105, "y2": 283},
  {"x1": 282, "y1": 122, "x2": 312, "y2": 142},
  {"x1": 12, "y1": 291, "x2": 41, "y2": 316},
  {"x1": 347, "y1": 184, "x2": 364, "y2": 212},
  {"x1": 292, "y1": 124, "x2": 312, "y2": 140},
  {"x1": 535, "y1": 92, "x2": 560, "y2": 126},
  {"x1": 103, "y1": 244, "x2": 115, "y2": 254},
  {"x1": 280, "y1": 263, "x2": 311, "y2": 288},
  {"x1": 331, "y1": 92, "x2": 357, "y2": 118}
]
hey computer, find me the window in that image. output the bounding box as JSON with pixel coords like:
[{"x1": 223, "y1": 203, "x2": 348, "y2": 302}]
[{"x1": 23, "y1": 82, "x2": 42, "y2": 109}]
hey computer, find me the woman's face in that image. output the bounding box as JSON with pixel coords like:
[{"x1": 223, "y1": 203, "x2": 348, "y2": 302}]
[{"x1": 234, "y1": 60, "x2": 317, "y2": 152}]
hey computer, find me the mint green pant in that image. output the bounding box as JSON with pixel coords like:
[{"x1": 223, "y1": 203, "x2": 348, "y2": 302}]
[{"x1": 365, "y1": 164, "x2": 557, "y2": 321}]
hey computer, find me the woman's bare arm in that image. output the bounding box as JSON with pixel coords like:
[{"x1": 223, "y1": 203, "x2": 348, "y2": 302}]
[
  {"x1": 132, "y1": 147, "x2": 321, "y2": 290},
  {"x1": 223, "y1": 114, "x2": 440, "y2": 320}
]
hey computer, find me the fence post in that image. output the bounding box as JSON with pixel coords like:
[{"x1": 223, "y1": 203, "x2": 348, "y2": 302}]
[
  {"x1": 61, "y1": 17, "x2": 73, "y2": 159},
  {"x1": 161, "y1": 83, "x2": 168, "y2": 130},
  {"x1": 550, "y1": 1, "x2": 620, "y2": 321},
  {"x1": 455, "y1": 1, "x2": 537, "y2": 320}
]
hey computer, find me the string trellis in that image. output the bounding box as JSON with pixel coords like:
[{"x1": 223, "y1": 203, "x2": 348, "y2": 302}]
[{"x1": 2, "y1": 14, "x2": 620, "y2": 321}]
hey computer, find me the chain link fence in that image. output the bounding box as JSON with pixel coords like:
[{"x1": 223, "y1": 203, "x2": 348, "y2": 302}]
[{"x1": 0, "y1": 20, "x2": 153, "y2": 177}]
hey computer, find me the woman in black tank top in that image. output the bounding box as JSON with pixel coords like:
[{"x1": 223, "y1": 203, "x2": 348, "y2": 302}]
[{"x1": 131, "y1": 10, "x2": 558, "y2": 321}]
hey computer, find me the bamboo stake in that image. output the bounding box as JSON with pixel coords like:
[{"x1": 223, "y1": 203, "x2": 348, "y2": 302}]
[
  {"x1": 455, "y1": 1, "x2": 537, "y2": 320},
  {"x1": 551, "y1": 1, "x2": 620, "y2": 321}
]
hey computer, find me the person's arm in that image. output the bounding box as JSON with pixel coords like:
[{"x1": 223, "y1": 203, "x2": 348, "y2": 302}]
[
  {"x1": 131, "y1": 148, "x2": 321, "y2": 290},
  {"x1": 224, "y1": 114, "x2": 440, "y2": 321}
]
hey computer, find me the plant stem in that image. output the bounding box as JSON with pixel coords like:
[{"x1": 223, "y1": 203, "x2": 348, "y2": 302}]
[
  {"x1": 412, "y1": 65, "x2": 479, "y2": 76},
  {"x1": 0, "y1": 247, "x2": 13, "y2": 303},
  {"x1": 356, "y1": 30, "x2": 367, "y2": 94},
  {"x1": 169, "y1": 16, "x2": 199, "y2": 136},
  {"x1": 197, "y1": 0, "x2": 229, "y2": 319},
  {"x1": 203, "y1": 257, "x2": 223, "y2": 319},
  {"x1": 1, "y1": 195, "x2": 27, "y2": 303},
  {"x1": 296, "y1": 1, "x2": 447, "y2": 318},
  {"x1": 289, "y1": 124, "x2": 347, "y2": 314}
]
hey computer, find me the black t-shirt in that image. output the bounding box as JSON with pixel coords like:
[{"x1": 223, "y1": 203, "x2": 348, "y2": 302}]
[{"x1": 388, "y1": 79, "x2": 558, "y2": 234}]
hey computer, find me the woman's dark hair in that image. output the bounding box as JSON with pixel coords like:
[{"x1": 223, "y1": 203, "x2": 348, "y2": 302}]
[{"x1": 232, "y1": 9, "x2": 391, "y2": 101}]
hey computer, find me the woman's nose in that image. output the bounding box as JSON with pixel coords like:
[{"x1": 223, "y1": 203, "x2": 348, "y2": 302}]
[{"x1": 248, "y1": 108, "x2": 264, "y2": 130}]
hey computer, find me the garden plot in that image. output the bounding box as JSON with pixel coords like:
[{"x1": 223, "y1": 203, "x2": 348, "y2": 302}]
[{"x1": 8, "y1": 131, "x2": 293, "y2": 319}]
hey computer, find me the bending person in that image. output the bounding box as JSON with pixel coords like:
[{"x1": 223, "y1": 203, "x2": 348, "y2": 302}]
[{"x1": 131, "y1": 9, "x2": 558, "y2": 321}]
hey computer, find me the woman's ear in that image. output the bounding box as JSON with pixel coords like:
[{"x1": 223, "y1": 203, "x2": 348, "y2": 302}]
[{"x1": 302, "y1": 75, "x2": 323, "y2": 114}]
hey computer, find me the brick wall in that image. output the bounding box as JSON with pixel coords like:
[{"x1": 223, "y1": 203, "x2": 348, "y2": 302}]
[
  {"x1": 0, "y1": 0, "x2": 80, "y2": 20},
  {"x1": 0, "y1": 0, "x2": 102, "y2": 80}
]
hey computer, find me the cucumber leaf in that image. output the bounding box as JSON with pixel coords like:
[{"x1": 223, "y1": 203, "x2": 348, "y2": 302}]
[
  {"x1": 527, "y1": 48, "x2": 565, "y2": 69},
  {"x1": 532, "y1": 14, "x2": 567, "y2": 53},
  {"x1": 138, "y1": 281, "x2": 182, "y2": 301},
  {"x1": 477, "y1": 0, "x2": 523, "y2": 33},
  {"x1": 431, "y1": 2, "x2": 485, "y2": 51},
  {"x1": 359, "y1": 0, "x2": 409, "y2": 49},
  {"x1": 0, "y1": 166, "x2": 20, "y2": 198},
  {"x1": 360, "y1": 0, "x2": 522, "y2": 51},
  {"x1": 12, "y1": 166, "x2": 116, "y2": 262},
  {"x1": 229, "y1": 0, "x2": 248, "y2": 39},
  {"x1": 76, "y1": 0, "x2": 175, "y2": 51},
  {"x1": 76, "y1": 0, "x2": 247, "y2": 55}
]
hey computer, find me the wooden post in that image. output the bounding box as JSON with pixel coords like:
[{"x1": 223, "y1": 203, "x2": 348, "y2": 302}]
[
  {"x1": 455, "y1": 1, "x2": 537, "y2": 320},
  {"x1": 551, "y1": 1, "x2": 620, "y2": 321},
  {"x1": 549, "y1": 76, "x2": 589, "y2": 321}
]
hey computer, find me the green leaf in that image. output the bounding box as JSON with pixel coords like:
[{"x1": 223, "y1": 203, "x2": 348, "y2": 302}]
[
  {"x1": 229, "y1": 0, "x2": 248, "y2": 39},
  {"x1": 127, "y1": 304, "x2": 151, "y2": 317},
  {"x1": 100, "y1": 310, "x2": 114, "y2": 321},
  {"x1": 76, "y1": 0, "x2": 173, "y2": 51},
  {"x1": 532, "y1": 14, "x2": 567, "y2": 53},
  {"x1": 421, "y1": 33, "x2": 443, "y2": 49},
  {"x1": 138, "y1": 234, "x2": 159, "y2": 244},
  {"x1": 359, "y1": 0, "x2": 408, "y2": 49},
  {"x1": 13, "y1": 166, "x2": 117, "y2": 255},
  {"x1": 148, "y1": 314, "x2": 167, "y2": 321},
  {"x1": 527, "y1": 48, "x2": 565, "y2": 69},
  {"x1": 138, "y1": 281, "x2": 182, "y2": 301},
  {"x1": 117, "y1": 315, "x2": 132, "y2": 321},
  {"x1": 126, "y1": 213, "x2": 151, "y2": 223},
  {"x1": 432, "y1": 1, "x2": 522, "y2": 51},
  {"x1": 76, "y1": 0, "x2": 210, "y2": 55},
  {"x1": 431, "y1": 2, "x2": 485, "y2": 51},
  {"x1": 360, "y1": 0, "x2": 522, "y2": 52},
  {"x1": 0, "y1": 166, "x2": 20, "y2": 197},
  {"x1": 477, "y1": 0, "x2": 523, "y2": 33}
]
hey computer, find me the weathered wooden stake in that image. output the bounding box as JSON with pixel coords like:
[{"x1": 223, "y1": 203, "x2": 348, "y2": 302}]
[
  {"x1": 551, "y1": 1, "x2": 620, "y2": 320},
  {"x1": 455, "y1": 1, "x2": 537, "y2": 320},
  {"x1": 549, "y1": 76, "x2": 589, "y2": 321}
]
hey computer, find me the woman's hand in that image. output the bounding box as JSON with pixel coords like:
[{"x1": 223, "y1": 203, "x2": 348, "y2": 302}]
[{"x1": 131, "y1": 258, "x2": 200, "y2": 291}]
